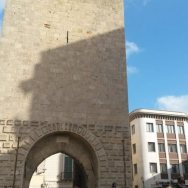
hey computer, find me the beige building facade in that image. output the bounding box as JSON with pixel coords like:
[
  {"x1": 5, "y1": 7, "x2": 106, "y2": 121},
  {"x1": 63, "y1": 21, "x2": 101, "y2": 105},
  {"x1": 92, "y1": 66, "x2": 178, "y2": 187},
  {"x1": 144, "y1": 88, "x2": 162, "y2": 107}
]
[
  {"x1": 30, "y1": 153, "x2": 73, "y2": 188},
  {"x1": 0, "y1": 0, "x2": 132, "y2": 188}
]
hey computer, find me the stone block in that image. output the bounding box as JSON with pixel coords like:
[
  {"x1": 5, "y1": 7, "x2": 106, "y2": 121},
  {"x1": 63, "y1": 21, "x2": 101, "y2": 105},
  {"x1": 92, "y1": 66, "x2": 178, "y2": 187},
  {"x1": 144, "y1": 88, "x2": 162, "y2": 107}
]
[
  {"x1": 3, "y1": 142, "x2": 11, "y2": 148},
  {"x1": 0, "y1": 134, "x2": 8, "y2": 141}
]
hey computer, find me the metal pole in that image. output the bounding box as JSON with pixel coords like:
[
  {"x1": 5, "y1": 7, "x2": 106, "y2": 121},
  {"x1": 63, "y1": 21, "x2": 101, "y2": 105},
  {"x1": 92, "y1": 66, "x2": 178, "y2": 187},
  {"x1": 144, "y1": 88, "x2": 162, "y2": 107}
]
[
  {"x1": 122, "y1": 139, "x2": 126, "y2": 188},
  {"x1": 12, "y1": 136, "x2": 20, "y2": 188},
  {"x1": 67, "y1": 31, "x2": 69, "y2": 44}
]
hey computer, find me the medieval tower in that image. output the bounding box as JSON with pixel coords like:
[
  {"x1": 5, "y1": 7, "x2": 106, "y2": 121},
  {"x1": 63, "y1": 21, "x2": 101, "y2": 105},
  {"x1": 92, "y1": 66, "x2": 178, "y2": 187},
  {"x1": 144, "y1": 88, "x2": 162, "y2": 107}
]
[{"x1": 0, "y1": 0, "x2": 132, "y2": 187}]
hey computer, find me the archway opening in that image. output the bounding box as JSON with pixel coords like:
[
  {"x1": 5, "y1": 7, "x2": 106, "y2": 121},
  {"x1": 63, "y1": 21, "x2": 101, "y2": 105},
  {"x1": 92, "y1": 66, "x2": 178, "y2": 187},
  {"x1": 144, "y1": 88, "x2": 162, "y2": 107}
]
[
  {"x1": 29, "y1": 153, "x2": 87, "y2": 188},
  {"x1": 23, "y1": 132, "x2": 98, "y2": 188}
]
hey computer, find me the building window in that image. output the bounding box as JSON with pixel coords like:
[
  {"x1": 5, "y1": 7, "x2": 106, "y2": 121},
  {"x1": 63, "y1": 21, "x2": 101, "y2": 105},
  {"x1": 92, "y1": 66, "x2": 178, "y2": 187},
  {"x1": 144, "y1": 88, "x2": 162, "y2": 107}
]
[
  {"x1": 146, "y1": 123, "x2": 154, "y2": 132},
  {"x1": 132, "y1": 125, "x2": 135, "y2": 135},
  {"x1": 180, "y1": 144, "x2": 187, "y2": 153},
  {"x1": 160, "y1": 163, "x2": 167, "y2": 173},
  {"x1": 171, "y1": 164, "x2": 179, "y2": 174},
  {"x1": 168, "y1": 144, "x2": 177, "y2": 152},
  {"x1": 150, "y1": 163, "x2": 157, "y2": 173},
  {"x1": 64, "y1": 156, "x2": 73, "y2": 180},
  {"x1": 166, "y1": 125, "x2": 175, "y2": 134},
  {"x1": 158, "y1": 143, "x2": 165, "y2": 152},
  {"x1": 178, "y1": 126, "x2": 185, "y2": 135},
  {"x1": 148, "y1": 142, "x2": 155, "y2": 152},
  {"x1": 156, "y1": 124, "x2": 163, "y2": 133},
  {"x1": 133, "y1": 144, "x2": 136, "y2": 154},
  {"x1": 134, "y1": 164, "x2": 137, "y2": 174},
  {"x1": 183, "y1": 162, "x2": 188, "y2": 174}
]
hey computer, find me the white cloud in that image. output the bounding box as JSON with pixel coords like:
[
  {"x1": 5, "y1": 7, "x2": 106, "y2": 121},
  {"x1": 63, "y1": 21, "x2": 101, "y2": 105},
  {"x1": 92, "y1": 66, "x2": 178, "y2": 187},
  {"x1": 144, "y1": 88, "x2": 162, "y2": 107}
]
[
  {"x1": 0, "y1": 0, "x2": 6, "y2": 10},
  {"x1": 127, "y1": 66, "x2": 138, "y2": 74},
  {"x1": 156, "y1": 95, "x2": 188, "y2": 113},
  {"x1": 126, "y1": 41, "x2": 140, "y2": 58},
  {"x1": 126, "y1": 41, "x2": 141, "y2": 75}
]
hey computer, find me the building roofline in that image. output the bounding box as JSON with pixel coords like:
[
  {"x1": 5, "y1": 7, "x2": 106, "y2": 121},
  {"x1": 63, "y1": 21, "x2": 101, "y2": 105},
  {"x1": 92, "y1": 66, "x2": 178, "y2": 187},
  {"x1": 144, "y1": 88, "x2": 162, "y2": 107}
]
[{"x1": 129, "y1": 108, "x2": 188, "y2": 121}]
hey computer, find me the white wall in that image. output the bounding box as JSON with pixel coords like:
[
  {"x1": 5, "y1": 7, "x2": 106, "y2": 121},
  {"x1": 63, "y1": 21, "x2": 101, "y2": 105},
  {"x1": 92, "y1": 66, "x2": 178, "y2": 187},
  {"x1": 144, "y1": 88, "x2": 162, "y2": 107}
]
[
  {"x1": 131, "y1": 110, "x2": 188, "y2": 188},
  {"x1": 131, "y1": 117, "x2": 161, "y2": 188},
  {"x1": 29, "y1": 153, "x2": 65, "y2": 188}
]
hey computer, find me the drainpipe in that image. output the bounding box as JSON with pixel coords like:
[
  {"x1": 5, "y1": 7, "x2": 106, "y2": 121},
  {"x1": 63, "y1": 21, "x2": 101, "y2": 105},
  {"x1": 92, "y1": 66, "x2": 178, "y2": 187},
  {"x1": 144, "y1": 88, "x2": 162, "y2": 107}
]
[
  {"x1": 122, "y1": 139, "x2": 126, "y2": 188},
  {"x1": 12, "y1": 136, "x2": 21, "y2": 188}
]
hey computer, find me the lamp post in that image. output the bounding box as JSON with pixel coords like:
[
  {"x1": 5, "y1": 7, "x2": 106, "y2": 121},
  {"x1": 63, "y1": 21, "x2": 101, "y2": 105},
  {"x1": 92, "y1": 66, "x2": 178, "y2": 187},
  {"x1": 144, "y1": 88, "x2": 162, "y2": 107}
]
[{"x1": 141, "y1": 176, "x2": 145, "y2": 188}]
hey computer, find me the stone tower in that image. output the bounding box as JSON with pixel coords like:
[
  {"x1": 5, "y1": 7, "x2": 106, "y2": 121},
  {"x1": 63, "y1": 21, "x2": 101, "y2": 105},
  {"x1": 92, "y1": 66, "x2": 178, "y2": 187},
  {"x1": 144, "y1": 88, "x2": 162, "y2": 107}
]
[{"x1": 0, "y1": 0, "x2": 132, "y2": 188}]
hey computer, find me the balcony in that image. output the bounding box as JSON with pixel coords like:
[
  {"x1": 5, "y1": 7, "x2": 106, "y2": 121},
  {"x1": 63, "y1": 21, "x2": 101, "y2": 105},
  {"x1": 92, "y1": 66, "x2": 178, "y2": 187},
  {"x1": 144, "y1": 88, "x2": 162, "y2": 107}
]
[
  {"x1": 58, "y1": 172, "x2": 73, "y2": 182},
  {"x1": 184, "y1": 173, "x2": 188, "y2": 180},
  {"x1": 159, "y1": 152, "x2": 166, "y2": 159},
  {"x1": 157, "y1": 133, "x2": 164, "y2": 138},
  {"x1": 167, "y1": 133, "x2": 176, "y2": 139},
  {"x1": 161, "y1": 173, "x2": 168, "y2": 179},
  {"x1": 179, "y1": 134, "x2": 185, "y2": 139},
  {"x1": 181, "y1": 153, "x2": 188, "y2": 161},
  {"x1": 169, "y1": 153, "x2": 178, "y2": 159},
  {"x1": 171, "y1": 173, "x2": 180, "y2": 179}
]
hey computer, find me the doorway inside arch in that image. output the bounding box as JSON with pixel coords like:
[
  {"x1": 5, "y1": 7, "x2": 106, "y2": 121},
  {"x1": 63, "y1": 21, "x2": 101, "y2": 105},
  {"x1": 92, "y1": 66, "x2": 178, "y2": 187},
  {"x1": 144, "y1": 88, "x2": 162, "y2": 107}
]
[{"x1": 29, "y1": 153, "x2": 87, "y2": 188}]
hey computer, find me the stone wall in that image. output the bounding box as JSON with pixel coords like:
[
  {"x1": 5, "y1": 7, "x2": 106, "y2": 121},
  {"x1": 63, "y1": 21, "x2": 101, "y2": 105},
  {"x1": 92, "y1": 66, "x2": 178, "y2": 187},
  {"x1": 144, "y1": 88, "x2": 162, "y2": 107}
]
[{"x1": 0, "y1": 0, "x2": 132, "y2": 187}]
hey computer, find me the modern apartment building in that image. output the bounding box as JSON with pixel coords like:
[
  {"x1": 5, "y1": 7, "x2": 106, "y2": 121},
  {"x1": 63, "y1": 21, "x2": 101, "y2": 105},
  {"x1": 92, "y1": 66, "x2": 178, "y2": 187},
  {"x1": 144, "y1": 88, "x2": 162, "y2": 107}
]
[{"x1": 129, "y1": 109, "x2": 188, "y2": 188}]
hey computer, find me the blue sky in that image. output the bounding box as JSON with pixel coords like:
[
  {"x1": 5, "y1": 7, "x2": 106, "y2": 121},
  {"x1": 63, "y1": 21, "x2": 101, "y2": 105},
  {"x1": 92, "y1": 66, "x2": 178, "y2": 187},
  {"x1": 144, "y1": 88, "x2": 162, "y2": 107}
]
[
  {"x1": 125, "y1": 0, "x2": 188, "y2": 112},
  {"x1": 1, "y1": 0, "x2": 188, "y2": 113},
  {"x1": 0, "y1": 0, "x2": 5, "y2": 31}
]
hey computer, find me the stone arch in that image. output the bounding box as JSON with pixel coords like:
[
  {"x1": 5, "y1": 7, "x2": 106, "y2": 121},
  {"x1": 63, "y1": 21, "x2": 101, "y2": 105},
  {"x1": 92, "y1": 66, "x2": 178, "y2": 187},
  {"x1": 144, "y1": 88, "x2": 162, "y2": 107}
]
[{"x1": 21, "y1": 122, "x2": 108, "y2": 188}]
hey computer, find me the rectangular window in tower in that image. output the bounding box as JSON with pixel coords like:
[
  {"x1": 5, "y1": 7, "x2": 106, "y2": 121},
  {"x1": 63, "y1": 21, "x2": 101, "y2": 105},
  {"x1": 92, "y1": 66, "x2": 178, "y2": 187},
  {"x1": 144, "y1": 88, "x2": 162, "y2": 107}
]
[
  {"x1": 64, "y1": 156, "x2": 73, "y2": 180},
  {"x1": 168, "y1": 144, "x2": 177, "y2": 152},
  {"x1": 132, "y1": 125, "x2": 135, "y2": 135},
  {"x1": 171, "y1": 164, "x2": 179, "y2": 174},
  {"x1": 160, "y1": 163, "x2": 167, "y2": 173},
  {"x1": 150, "y1": 163, "x2": 157, "y2": 173},
  {"x1": 148, "y1": 142, "x2": 155, "y2": 152},
  {"x1": 180, "y1": 144, "x2": 187, "y2": 153},
  {"x1": 133, "y1": 144, "x2": 136, "y2": 154},
  {"x1": 178, "y1": 126, "x2": 185, "y2": 135},
  {"x1": 166, "y1": 125, "x2": 175, "y2": 134},
  {"x1": 134, "y1": 164, "x2": 138, "y2": 174},
  {"x1": 146, "y1": 123, "x2": 154, "y2": 132},
  {"x1": 158, "y1": 143, "x2": 165, "y2": 152},
  {"x1": 156, "y1": 124, "x2": 163, "y2": 133}
]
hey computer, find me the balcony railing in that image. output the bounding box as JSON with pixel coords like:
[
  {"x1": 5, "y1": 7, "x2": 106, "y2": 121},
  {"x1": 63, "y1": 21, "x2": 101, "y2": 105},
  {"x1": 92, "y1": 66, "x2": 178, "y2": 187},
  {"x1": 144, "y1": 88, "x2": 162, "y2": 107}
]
[
  {"x1": 171, "y1": 173, "x2": 180, "y2": 179},
  {"x1": 160, "y1": 173, "x2": 168, "y2": 179},
  {"x1": 57, "y1": 171, "x2": 73, "y2": 182}
]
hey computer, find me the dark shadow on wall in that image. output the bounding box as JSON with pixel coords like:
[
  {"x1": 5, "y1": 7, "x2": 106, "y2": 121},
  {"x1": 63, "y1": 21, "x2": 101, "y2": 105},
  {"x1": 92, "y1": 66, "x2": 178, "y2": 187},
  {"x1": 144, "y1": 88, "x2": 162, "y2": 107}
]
[
  {"x1": 6, "y1": 28, "x2": 128, "y2": 188},
  {"x1": 19, "y1": 28, "x2": 127, "y2": 124}
]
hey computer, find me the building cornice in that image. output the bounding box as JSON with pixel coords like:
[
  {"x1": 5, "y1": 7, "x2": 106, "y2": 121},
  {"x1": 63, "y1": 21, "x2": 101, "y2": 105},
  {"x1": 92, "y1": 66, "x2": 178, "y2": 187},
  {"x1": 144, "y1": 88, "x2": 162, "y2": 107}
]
[{"x1": 129, "y1": 109, "x2": 188, "y2": 122}]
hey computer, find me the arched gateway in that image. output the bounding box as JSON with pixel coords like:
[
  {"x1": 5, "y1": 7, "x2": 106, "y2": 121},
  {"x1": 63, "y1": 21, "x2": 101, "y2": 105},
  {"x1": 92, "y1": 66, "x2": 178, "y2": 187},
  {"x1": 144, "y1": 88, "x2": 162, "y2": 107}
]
[
  {"x1": 0, "y1": 0, "x2": 132, "y2": 187},
  {"x1": 22, "y1": 123, "x2": 107, "y2": 188}
]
